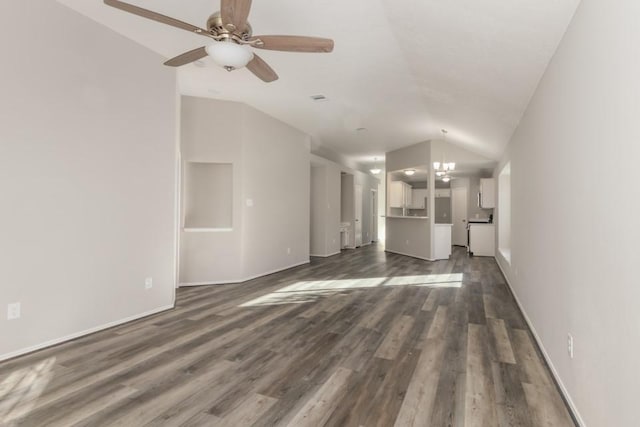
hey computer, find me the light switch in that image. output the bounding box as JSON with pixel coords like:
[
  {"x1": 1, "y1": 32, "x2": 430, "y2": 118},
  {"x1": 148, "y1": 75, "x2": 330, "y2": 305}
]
[
  {"x1": 246, "y1": 199, "x2": 254, "y2": 207},
  {"x1": 7, "y1": 302, "x2": 21, "y2": 320}
]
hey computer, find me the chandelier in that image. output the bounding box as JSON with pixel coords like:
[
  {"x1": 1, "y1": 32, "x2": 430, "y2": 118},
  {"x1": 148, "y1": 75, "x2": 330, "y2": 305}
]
[{"x1": 434, "y1": 129, "x2": 455, "y2": 180}]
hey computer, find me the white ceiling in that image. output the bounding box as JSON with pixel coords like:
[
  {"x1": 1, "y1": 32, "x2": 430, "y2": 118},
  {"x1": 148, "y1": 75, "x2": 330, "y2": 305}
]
[{"x1": 58, "y1": 0, "x2": 579, "y2": 167}]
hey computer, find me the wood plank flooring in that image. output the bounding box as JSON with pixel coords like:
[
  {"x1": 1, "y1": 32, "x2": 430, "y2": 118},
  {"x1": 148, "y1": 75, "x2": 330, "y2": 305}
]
[{"x1": 0, "y1": 245, "x2": 576, "y2": 426}]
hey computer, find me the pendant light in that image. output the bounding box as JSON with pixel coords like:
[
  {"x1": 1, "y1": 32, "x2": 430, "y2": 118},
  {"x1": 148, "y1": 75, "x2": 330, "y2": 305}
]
[
  {"x1": 434, "y1": 129, "x2": 455, "y2": 173},
  {"x1": 370, "y1": 157, "x2": 382, "y2": 175}
]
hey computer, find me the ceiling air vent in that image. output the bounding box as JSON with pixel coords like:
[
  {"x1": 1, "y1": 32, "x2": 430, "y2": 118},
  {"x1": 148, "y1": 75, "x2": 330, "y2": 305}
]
[{"x1": 310, "y1": 94, "x2": 328, "y2": 102}]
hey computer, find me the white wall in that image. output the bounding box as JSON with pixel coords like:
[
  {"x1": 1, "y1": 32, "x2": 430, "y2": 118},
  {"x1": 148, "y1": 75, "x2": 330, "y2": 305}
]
[
  {"x1": 327, "y1": 166, "x2": 342, "y2": 251},
  {"x1": 341, "y1": 174, "x2": 355, "y2": 224},
  {"x1": 309, "y1": 158, "x2": 342, "y2": 257},
  {"x1": 179, "y1": 96, "x2": 310, "y2": 285},
  {"x1": 377, "y1": 172, "x2": 386, "y2": 241},
  {"x1": 0, "y1": 1, "x2": 178, "y2": 359},
  {"x1": 494, "y1": 1, "x2": 640, "y2": 425},
  {"x1": 241, "y1": 105, "x2": 310, "y2": 278},
  {"x1": 180, "y1": 97, "x2": 244, "y2": 284},
  {"x1": 354, "y1": 171, "x2": 380, "y2": 246},
  {"x1": 310, "y1": 166, "x2": 328, "y2": 255},
  {"x1": 184, "y1": 162, "x2": 233, "y2": 229},
  {"x1": 385, "y1": 142, "x2": 432, "y2": 259},
  {"x1": 310, "y1": 154, "x2": 378, "y2": 255},
  {"x1": 497, "y1": 164, "x2": 511, "y2": 258}
]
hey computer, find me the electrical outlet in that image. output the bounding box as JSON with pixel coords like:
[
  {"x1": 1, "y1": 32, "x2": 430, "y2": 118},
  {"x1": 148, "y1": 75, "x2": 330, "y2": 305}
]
[
  {"x1": 7, "y1": 302, "x2": 21, "y2": 320},
  {"x1": 145, "y1": 277, "x2": 153, "y2": 290},
  {"x1": 333, "y1": 239, "x2": 336, "y2": 244},
  {"x1": 567, "y1": 333, "x2": 574, "y2": 359},
  {"x1": 246, "y1": 199, "x2": 254, "y2": 207},
  {"x1": 287, "y1": 247, "x2": 291, "y2": 255},
  {"x1": 406, "y1": 239, "x2": 410, "y2": 245}
]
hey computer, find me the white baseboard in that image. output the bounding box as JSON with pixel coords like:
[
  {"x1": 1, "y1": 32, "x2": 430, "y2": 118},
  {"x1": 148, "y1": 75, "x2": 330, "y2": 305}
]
[
  {"x1": 0, "y1": 304, "x2": 175, "y2": 362},
  {"x1": 495, "y1": 259, "x2": 585, "y2": 427},
  {"x1": 179, "y1": 280, "x2": 235, "y2": 286},
  {"x1": 179, "y1": 260, "x2": 311, "y2": 287},
  {"x1": 310, "y1": 251, "x2": 341, "y2": 258}
]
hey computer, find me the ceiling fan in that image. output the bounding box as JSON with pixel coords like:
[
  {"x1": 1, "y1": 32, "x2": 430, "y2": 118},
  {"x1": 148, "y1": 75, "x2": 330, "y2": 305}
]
[{"x1": 103, "y1": 0, "x2": 334, "y2": 82}]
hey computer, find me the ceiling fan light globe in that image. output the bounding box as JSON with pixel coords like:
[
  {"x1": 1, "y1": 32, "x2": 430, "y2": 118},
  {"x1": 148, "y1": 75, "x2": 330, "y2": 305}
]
[{"x1": 206, "y1": 42, "x2": 254, "y2": 70}]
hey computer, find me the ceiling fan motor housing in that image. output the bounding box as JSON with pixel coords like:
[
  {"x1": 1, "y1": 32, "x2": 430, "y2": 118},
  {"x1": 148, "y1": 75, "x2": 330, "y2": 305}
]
[{"x1": 207, "y1": 12, "x2": 252, "y2": 41}]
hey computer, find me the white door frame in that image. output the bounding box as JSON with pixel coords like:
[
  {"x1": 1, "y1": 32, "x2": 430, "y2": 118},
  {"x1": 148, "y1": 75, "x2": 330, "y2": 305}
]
[
  {"x1": 355, "y1": 184, "x2": 363, "y2": 247},
  {"x1": 370, "y1": 189, "x2": 378, "y2": 243}
]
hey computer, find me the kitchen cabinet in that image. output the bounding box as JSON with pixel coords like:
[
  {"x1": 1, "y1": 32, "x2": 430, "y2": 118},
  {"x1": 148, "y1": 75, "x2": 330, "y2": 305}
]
[
  {"x1": 404, "y1": 184, "x2": 412, "y2": 208},
  {"x1": 389, "y1": 181, "x2": 403, "y2": 208},
  {"x1": 409, "y1": 189, "x2": 428, "y2": 209},
  {"x1": 389, "y1": 181, "x2": 413, "y2": 208},
  {"x1": 479, "y1": 178, "x2": 495, "y2": 209}
]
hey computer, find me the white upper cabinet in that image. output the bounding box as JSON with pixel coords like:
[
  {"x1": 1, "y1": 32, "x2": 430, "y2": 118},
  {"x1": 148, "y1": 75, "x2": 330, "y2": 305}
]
[
  {"x1": 409, "y1": 189, "x2": 428, "y2": 209},
  {"x1": 389, "y1": 181, "x2": 413, "y2": 208},
  {"x1": 404, "y1": 183, "x2": 413, "y2": 207},
  {"x1": 479, "y1": 178, "x2": 496, "y2": 208},
  {"x1": 389, "y1": 181, "x2": 404, "y2": 208}
]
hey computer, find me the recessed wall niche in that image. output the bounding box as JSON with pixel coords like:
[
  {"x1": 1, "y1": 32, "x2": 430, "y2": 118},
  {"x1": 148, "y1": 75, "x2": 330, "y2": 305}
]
[{"x1": 184, "y1": 162, "x2": 233, "y2": 229}]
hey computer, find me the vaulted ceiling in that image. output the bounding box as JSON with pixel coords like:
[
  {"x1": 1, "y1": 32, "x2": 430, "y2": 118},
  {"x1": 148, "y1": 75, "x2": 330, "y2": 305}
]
[{"x1": 58, "y1": 0, "x2": 580, "y2": 167}]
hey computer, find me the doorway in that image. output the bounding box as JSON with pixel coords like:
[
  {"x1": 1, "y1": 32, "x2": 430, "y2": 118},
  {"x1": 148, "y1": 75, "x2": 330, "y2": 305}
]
[
  {"x1": 355, "y1": 184, "x2": 363, "y2": 247},
  {"x1": 370, "y1": 189, "x2": 378, "y2": 243},
  {"x1": 452, "y1": 186, "x2": 468, "y2": 246}
]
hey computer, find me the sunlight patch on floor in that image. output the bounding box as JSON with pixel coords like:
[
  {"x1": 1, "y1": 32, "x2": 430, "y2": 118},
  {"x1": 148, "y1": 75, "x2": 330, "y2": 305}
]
[
  {"x1": 385, "y1": 274, "x2": 463, "y2": 287},
  {"x1": 0, "y1": 357, "x2": 56, "y2": 424},
  {"x1": 240, "y1": 273, "x2": 464, "y2": 307}
]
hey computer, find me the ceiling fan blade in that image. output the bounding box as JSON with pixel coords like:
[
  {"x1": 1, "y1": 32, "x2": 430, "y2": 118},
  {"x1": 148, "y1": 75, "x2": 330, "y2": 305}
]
[
  {"x1": 220, "y1": 0, "x2": 252, "y2": 32},
  {"x1": 103, "y1": 0, "x2": 207, "y2": 35},
  {"x1": 164, "y1": 47, "x2": 208, "y2": 67},
  {"x1": 246, "y1": 54, "x2": 278, "y2": 83},
  {"x1": 250, "y1": 35, "x2": 334, "y2": 53}
]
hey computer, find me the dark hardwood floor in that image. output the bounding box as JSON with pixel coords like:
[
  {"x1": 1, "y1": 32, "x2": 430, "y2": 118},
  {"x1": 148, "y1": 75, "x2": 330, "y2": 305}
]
[{"x1": 0, "y1": 245, "x2": 575, "y2": 426}]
